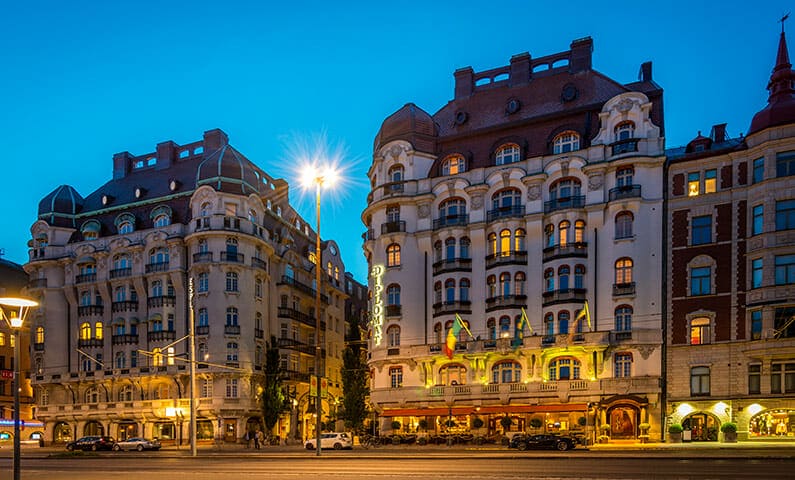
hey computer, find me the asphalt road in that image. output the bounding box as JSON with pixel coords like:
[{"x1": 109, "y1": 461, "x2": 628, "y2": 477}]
[{"x1": 3, "y1": 455, "x2": 795, "y2": 480}]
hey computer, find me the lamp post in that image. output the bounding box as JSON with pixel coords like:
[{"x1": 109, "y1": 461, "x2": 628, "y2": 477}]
[{"x1": 0, "y1": 297, "x2": 38, "y2": 480}]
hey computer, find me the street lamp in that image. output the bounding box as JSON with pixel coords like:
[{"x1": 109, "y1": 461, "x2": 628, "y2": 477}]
[
  {"x1": 301, "y1": 164, "x2": 338, "y2": 457},
  {"x1": 0, "y1": 297, "x2": 38, "y2": 480}
]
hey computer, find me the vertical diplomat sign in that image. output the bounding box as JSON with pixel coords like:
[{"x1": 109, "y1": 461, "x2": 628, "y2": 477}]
[{"x1": 370, "y1": 264, "x2": 385, "y2": 346}]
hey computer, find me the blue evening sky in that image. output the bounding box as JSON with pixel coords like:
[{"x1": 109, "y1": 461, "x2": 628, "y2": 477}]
[{"x1": 0, "y1": 1, "x2": 790, "y2": 282}]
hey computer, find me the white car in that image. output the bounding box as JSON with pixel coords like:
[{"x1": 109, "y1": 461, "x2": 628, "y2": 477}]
[
  {"x1": 304, "y1": 432, "x2": 353, "y2": 450},
  {"x1": 113, "y1": 437, "x2": 161, "y2": 451}
]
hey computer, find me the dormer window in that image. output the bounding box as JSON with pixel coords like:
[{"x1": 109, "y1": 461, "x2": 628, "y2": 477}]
[
  {"x1": 442, "y1": 155, "x2": 466, "y2": 175},
  {"x1": 615, "y1": 121, "x2": 635, "y2": 141},
  {"x1": 114, "y1": 213, "x2": 136, "y2": 235},
  {"x1": 388, "y1": 165, "x2": 404, "y2": 183},
  {"x1": 81, "y1": 220, "x2": 101, "y2": 240},
  {"x1": 553, "y1": 131, "x2": 580, "y2": 154},
  {"x1": 495, "y1": 144, "x2": 520, "y2": 166},
  {"x1": 151, "y1": 205, "x2": 172, "y2": 228}
]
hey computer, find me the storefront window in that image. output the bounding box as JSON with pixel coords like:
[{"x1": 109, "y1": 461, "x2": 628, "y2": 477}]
[
  {"x1": 748, "y1": 409, "x2": 794, "y2": 437},
  {"x1": 154, "y1": 422, "x2": 175, "y2": 440}
]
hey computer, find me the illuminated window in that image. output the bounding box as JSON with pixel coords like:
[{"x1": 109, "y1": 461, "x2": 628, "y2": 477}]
[
  {"x1": 439, "y1": 364, "x2": 467, "y2": 385},
  {"x1": 559, "y1": 221, "x2": 570, "y2": 246},
  {"x1": 488, "y1": 233, "x2": 497, "y2": 256},
  {"x1": 442, "y1": 155, "x2": 466, "y2": 175},
  {"x1": 80, "y1": 322, "x2": 91, "y2": 340},
  {"x1": 492, "y1": 361, "x2": 522, "y2": 383},
  {"x1": 553, "y1": 131, "x2": 580, "y2": 154},
  {"x1": 514, "y1": 229, "x2": 526, "y2": 251},
  {"x1": 386, "y1": 244, "x2": 401, "y2": 267},
  {"x1": 495, "y1": 144, "x2": 520, "y2": 165},
  {"x1": 153, "y1": 348, "x2": 163, "y2": 367},
  {"x1": 94, "y1": 322, "x2": 103, "y2": 340},
  {"x1": 500, "y1": 229, "x2": 511, "y2": 254},
  {"x1": 690, "y1": 318, "x2": 711, "y2": 345},
  {"x1": 574, "y1": 221, "x2": 585, "y2": 243},
  {"x1": 687, "y1": 172, "x2": 700, "y2": 196},
  {"x1": 549, "y1": 358, "x2": 580, "y2": 380},
  {"x1": 704, "y1": 169, "x2": 717, "y2": 193},
  {"x1": 615, "y1": 258, "x2": 633, "y2": 284},
  {"x1": 36, "y1": 326, "x2": 45, "y2": 344}
]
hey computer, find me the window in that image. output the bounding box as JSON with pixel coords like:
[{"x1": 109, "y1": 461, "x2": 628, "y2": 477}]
[
  {"x1": 151, "y1": 280, "x2": 163, "y2": 297},
  {"x1": 690, "y1": 266, "x2": 712, "y2": 296},
  {"x1": 225, "y1": 272, "x2": 239, "y2": 292},
  {"x1": 85, "y1": 387, "x2": 100, "y2": 404},
  {"x1": 130, "y1": 350, "x2": 138, "y2": 367},
  {"x1": 550, "y1": 179, "x2": 581, "y2": 200},
  {"x1": 615, "y1": 122, "x2": 635, "y2": 141},
  {"x1": 615, "y1": 353, "x2": 632, "y2": 378},
  {"x1": 439, "y1": 364, "x2": 467, "y2": 385},
  {"x1": 439, "y1": 198, "x2": 466, "y2": 218},
  {"x1": 80, "y1": 322, "x2": 91, "y2": 340},
  {"x1": 486, "y1": 318, "x2": 496, "y2": 340},
  {"x1": 434, "y1": 323, "x2": 443, "y2": 343},
  {"x1": 499, "y1": 273, "x2": 511, "y2": 297},
  {"x1": 776, "y1": 151, "x2": 795, "y2": 177},
  {"x1": 492, "y1": 361, "x2": 522, "y2": 383},
  {"x1": 616, "y1": 167, "x2": 634, "y2": 187},
  {"x1": 574, "y1": 264, "x2": 585, "y2": 289},
  {"x1": 514, "y1": 230, "x2": 526, "y2": 251},
  {"x1": 225, "y1": 378, "x2": 238, "y2": 398},
  {"x1": 387, "y1": 325, "x2": 400, "y2": 347},
  {"x1": 445, "y1": 279, "x2": 456, "y2": 302},
  {"x1": 492, "y1": 188, "x2": 521, "y2": 210},
  {"x1": 549, "y1": 358, "x2": 580, "y2": 380},
  {"x1": 226, "y1": 307, "x2": 238, "y2": 326},
  {"x1": 434, "y1": 241, "x2": 442, "y2": 262},
  {"x1": 776, "y1": 199, "x2": 795, "y2": 230},
  {"x1": 434, "y1": 282, "x2": 442, "y2": 303},
  {"x1": 442, "y1": 155, "x2": 466, "y2": 175},
  {"x1": 255, "y1": 278, "x2": 262, "y2": 298},
  {"x1": 388, "y1": 165, "x2": 404, "y2": 183},
  {"x1": 499, "y1": 316, "x2": 511, "y2": 338},
  {"x1": 460, "y1": 237, "x2": 471, "y2": 258},
  {"x1": 513, "y1": 273, "x2": 525, "y2": 296},
  {"x1": 499, "y1": 229, "x2": 511, "y2": 254},
  {"x1": 226, "y1": 342, "x2": 238, "y2": 362},
  {"x1": 753, "y1": 157, "x2": 765, "y2": 183},
  {"x1": 691, "y1": 215, "x2": 712, "y2": 245},
  {"x1": 387, "y1": 284, "x2": 401, "y2": 306},
  {"x1": 445, "y1": 237, "x2": 456, "y2": 260},
  {"x1": 559, "y1": 221, "x2": 570, "y2": 246},
  {"x1": 752, "y1": 258, "x2": 764, "y2": 288},
  {"x1": 386, "y1": 205, "x2": 400, "y2": 223},
  {"x1": 574, "y1": 221, "x2": 585, "y2": 243},
  {"x1": 95, "y1": 322, "x2": 103, "y2": 339},
  {"x1": 615, "y1": 258, "x2": 633, "y2": 284},
  {"x1": 36, "y1": 326, "x2": 44, "y2": 344},
  {"x1": 753, "y1": 204, "x2": 764, "y2": 235},
  {"x1": 558, "y1": 265, "x2": 570, "y2": 291},
  {"x1": 389, "y1": 367, "x2": 403, "y2": 388},
  {"x1": 386, "y1": 244, "x2": 401, "y2": 267},
  {"x1": 775, "y1": 255, "x2": 795, "y2": 285},
  {"x1": 690, "y1": 366, "x2": 710, "y2": 396},
  {"x1": 495, "y1": 144, "x2": 520, "y2": 165},
  {"x1": 115, "y1": 351, "x2": 126, "y2": 369},
  {"x1": 771, "y1": 362, "x2": 795, "y2": 393},
  {"x1": 198, "y1": 308, "x2": 209, "y2": 327},
  {"x1": 558, "y1": 311, "x2": 570, "y2": 334},
  {"x1": 615, "y1": 305, "x2": 632, "y2": 331},
  {"x1": 154, "y1": 214, "x2": 170, "y2": 228},
  {"x1": 704, "y1": 169, "x2": 717, "y2": 194},
  {"x1": 544, "y1": 269, "x2": 554, "y2": 292},
  {"x1": 113, "y1": 254, "x2": 130, "y2": 270},
  {"x1": 553, "y1": 131, "x2": 580, "y2": 154},
  {"x1": 751, "y1": 310, "x2": 763, "y2": 340},
  {"x1": 748, "y1": 364, "x2": 761, "y2": 394},
  {"x1": 690, "y1": 317, "x2": 711, "y2": 345},
  {"x1": 150, "y1": 247, "x2": 169, "y2": 265},
  {"x1": 545, "y1": 224, "x2": 555, "y2": 247},
  {"x1": 544, "y1": 313, "x2": 554, "y2": 336},
  {"x1": 201, "y1": 378, "x2": 213, "y2": 398},
  {"x1": 688, "y1": 172, "x2": 700, "y2": 196},
  {"x1": 460, "y1": 278, "x2": 471, "y2": 301}
]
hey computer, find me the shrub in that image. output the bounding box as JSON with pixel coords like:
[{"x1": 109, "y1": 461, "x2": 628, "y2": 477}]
[
  {"x1": 417, "y1": 419, "x2": 428, "y2": 431},
  {"x1": 600, "y1": 424, "x2": 611, "y2": 433},
  {"x1": 668, "y1": 423, "x2": 683, "y2": 434},
  {"x1": 720, "y1": 422, "x2": 737, "y2": 434},
  {"x1": 639, "y1": 423, "x2": 651, "y2": 432},
  {"x1": 500, "y1": 416, "x2": 513, "y2": 430},
  {"x1": 471, "y1": 417, "x2": 484, "y2": 429},
  {"x1": 445, "y1": 419, "x2": 456, "y2": 428},
  {"x1": 577, "y1": 416, "x2": 587, "y2": 427},
  {"x1": 529, "y1": 417, "x2": 543, "y2": 429},
  {"x1": 391, "y1": 420, "x2": 402, "y2": 431}
]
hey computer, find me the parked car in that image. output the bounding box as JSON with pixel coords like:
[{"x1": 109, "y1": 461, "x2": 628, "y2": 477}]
[
  {"x1": 508, "y1": 433, "x2": 577, "y2": 451},
  {"x1": 66, "y1": 436, "x2": 116, "y2": 451},
  {"x1": 304, "y1": 432, "x2": 353, "y2": 450},
  {"x1": 113, "y1": 437, "x2": 162, "y2": 451}
]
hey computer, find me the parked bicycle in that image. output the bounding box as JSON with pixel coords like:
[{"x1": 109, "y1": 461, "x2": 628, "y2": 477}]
[{"x1": 359, "y1": 433, "x2": 383, "y2": 448}]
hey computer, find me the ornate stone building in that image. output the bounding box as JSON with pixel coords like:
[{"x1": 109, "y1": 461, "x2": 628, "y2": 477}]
[
  {"x1": 25, "y1": 129, "x2": 351, "y2": 445},
  {"x1": 363, "y1": 38, "x2": 666, "y2": 441},
  {"x1": 665, "y1": 29, "x2": 795, "y2": 441}
]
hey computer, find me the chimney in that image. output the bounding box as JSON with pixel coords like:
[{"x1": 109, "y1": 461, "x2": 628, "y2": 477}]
[
  {"x1": 509, "y1": 52, "x2": 531, "y2": 86},
  {"x1": 710, "y1": 123, "x2": 728, "y2": 143},
  {"x1": 203, "y1": 128, "x2": 229, "y2": 152},
  {"x1": 569, "y1": 37, "x2": 593, "y2": 72},
  {"x1": 639, "y1": 61, "x2": 653, "y2": 82},
  {"x1": 454, "y1": 67, "x2": 474, "y2": 99},
  {"x1": 112, "y1": 151, "x2": 133, "y2": 180},
  {"x1": 156, "y1": 140, "x2": 177, "y2": 170}
]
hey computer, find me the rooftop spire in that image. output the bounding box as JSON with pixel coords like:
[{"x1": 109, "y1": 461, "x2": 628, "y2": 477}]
[{"x1": 748, "y1": 18, "x2": 795, "y2": 134}]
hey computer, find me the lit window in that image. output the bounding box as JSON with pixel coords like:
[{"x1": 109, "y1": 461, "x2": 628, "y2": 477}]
[
  {"x1": 687, "y1": 172, "x2": 700, "y2": 196},
  {"x1": 36, "y1": 326, "x2": 45, "y2": 344},
  {"x1": 386, "y1": 243, "x2": 401, "y2": 267},
  {"x1": 553, "y1": 131, "x2": 580, "y2": 154},
  {"x1": 439, "y1": 364, "x2": 467, "y2": 385},
  {"x1": 442, "y1": 155, "x2": 466, "y2": 175},
  {"x1": 615, "y1": 258, "x2": 633, "y2": 284},
  {"x1": 704, "y1": 169, "x2": 717, "y2": 193},
  {"x1": 690, "y1": 318, "x2": 711, "y2": 345},
  {"x1": 549, "y1": 358, "x2": 580, "y2": 380},
  {"x1": 492, "y1": 361, "x2": 522, "y2": 383},
  {"x1": 80, "y1": 322, "x2": 91, "y2": 340},
  {"x1": 574, "y1": 221, "x2": 585, "y2": 243},
  {"x1": 495, "y1": 144, "x2": 520, "y2": 165},
  {"x1": 95, "y1": 322, "x2": 103, "y2": 340},
  {"x1": 559, "y1": 221, "x2": 570, "y2": 246},
  {"x1": 514, "y1": 230, "x2": 525, "y2": 251}
]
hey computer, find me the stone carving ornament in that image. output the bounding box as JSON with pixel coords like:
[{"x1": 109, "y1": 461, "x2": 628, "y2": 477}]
[
  {"x1": 616, "y1": 98, "x2": 635, "y2": 113},
  {"x1": 471, "y1": 194, "x2": 483, "y2": 210},
  {"x1": 418, "y1": 203, "x2": 430, "y2": 219},
  {"x1": 588, "y1": 172, "x2": 604, "y2": 190},
  {"x1": 527, "y1": 184, "x2": 541, "y2": 201}
]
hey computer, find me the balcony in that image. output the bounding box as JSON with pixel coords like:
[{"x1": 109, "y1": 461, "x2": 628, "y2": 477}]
[
  {"x1": 611, "y1": 138, "x2": 639, "y2": 156},
  {"x1": 608, "y1": 184, "x2": 642, "y2": 202},
  {"x1": 284, "y1": 370, "x2": 311, "y2": 383},
  {"x1": 78, "y1": 338, "x2": 103, "y2": 348},
  {"x1": 278, "y1": 276, "x2": 328, "y2": 303},
  {"x1": 34, "y1": 342, "x2": 45, "y2": 351},
  {"x1": 542, "y1": 242, "x2": 588, "y2": 262},
  {"x1": 485, "y1": 294, "x2": 528, "y2": 312},
  {"x1": 487, "y1": 205, "x2": 525, "y2": 222},
  {"x1": 382, "y1": 181, "x2": 405, "y2": 195},
  {"x1": 147, "y1": 330, "x2": 176, "y2": 342},
  {"x1": 28, "y1": 278, "x2": 48, "y2": 289},
  {"x1": 278, "y1": 307, "x2": 321, "y2": 329},
  {"x1": 432, "y1": 300, "x2": 472, "y2": 317},
  {"x1": 195, "y1": 325, "x2": 209, "y2": 335},
  {"x1": 381, "y1": 221, "x2": 406, "y2": 234},
  {"x1": 542, "y1": 288, "x2": 587, "y2": 306},
  {"x1": 362, "y1": 229, "x2": 375, "y2": 241},
  {"x1": 224, "y1": 324, "x2": 241, "y2": 335},
  {"x1": 611, "y1": 330, "x2": 633, "y2": 342},
  {"x1": 544, "y1": 196, "x2": 585, "y2": 214},
  {"x1": 77, "y1": 305, "x2": 104, "y2": 317},
  {"x1": 111, "y1": 301, "x2": 138, "y2": 313},
  {"x1": 109, "y1": 267, "x2": 132, "y2": 279},
  {"x1": 220, "y1": 251, "x2": 244, "y2": 263},
  {"x1": 277, "y1": 338, "x2": 317, "y2": 356},
  {"x1": 112, "y1": 334, "x2": 139, "y2": 345},
  {"x1": 613, "y1": 282, "x2": 636, "y2": 297},
  {"x1": 145, "y1": 262, "x2": 169, "y2": 273},
  {"x1": 433, "y1": 257, "x2": 472, "y2": 275},
  {"x1": 255, "y1": 328, "x2": 264, "y2": 339},
  {"x1": 193, "y1": 252, "x2": 214, "y2": 264},
  {"x1": 433, "y1": 214, "x2": 469, "y2": 230},
  {"x1": 485, "y1": 251, "x2": 527, "y2": 269},
  {"x1": 386, "y1": 305, "x2": 402, "y2": 317},
  {"x1": 147, "y1": 296, "x2": 176, "y2": 308},
  {"x1": 223, "y1": 216, "x2": 241, "y2": 231},
  {"x1": 251, "y1": 257, "x2": 267, "y2": 271},
  {"x1": 75, "y1": 272, "x2": 97, "y2": 284}
]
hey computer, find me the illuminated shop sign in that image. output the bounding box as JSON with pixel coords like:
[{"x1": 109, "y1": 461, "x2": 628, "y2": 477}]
[{"x1": 370, "y1": 264, "x2": 385, "y2": 346}]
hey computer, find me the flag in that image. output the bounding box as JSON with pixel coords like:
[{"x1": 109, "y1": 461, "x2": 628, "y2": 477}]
[
  {"x1": 444, "y1": 314, "x2": 473, "y2": 359},
  {"x1": 574, "y1": 300, "x2": 591, "y2": 331}
]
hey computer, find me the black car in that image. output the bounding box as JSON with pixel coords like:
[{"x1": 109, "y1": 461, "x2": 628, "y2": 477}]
[
  {"x1": 66, "y1": 435, "x2": 116, "y2": 451},
  {"x1": 508, "y1": 433, "x2": 577, "y2": 451}
]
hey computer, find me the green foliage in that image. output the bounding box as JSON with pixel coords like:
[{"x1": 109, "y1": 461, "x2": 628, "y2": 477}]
[
  {"x1": 720, "y1": 422, "x2": 737, "y2": 433},
  {"x1": 600, "y1": 424, "x2": 611, "y2": 432},
  {"x1": 445, "y1": 419, "x2": 456, "y2": 428},
  {"x1": 500, "y1": 416, "x2": 513, "y2": 430},
  {"x1": 340, "y1": 321, "x2": 369, "y2": 431},
  {"x1": 471, "y1": 417, "x2": 484, "y2": 429},
  {"x1": 418, "y1": 419, "x2": 429, "y2": 431},
  {"x1": 391, "y1": 420, "x2": 402, "y2": 431},
  {"x1": 668, "y1": 423, "x2": 684, "y2": 434},
  {"x1": 529, "y1": 417, "x2": 543, "y2": 429},
  {"x1": 577, "y1": 416, "x2": 587, "y2": 427},
  {"x1": 261, "y1": 336, "x2": 287, "y2": 431},
  {"x1": 639, "y1": 423, "x2": 651, "y2": 432}
]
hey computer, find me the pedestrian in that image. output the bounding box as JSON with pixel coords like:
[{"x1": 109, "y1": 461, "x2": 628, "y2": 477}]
[
  {"x1": 255, "y1": 430, "x2": 263, "y2": 449},
  {"x1": 244, "y1": 430, "x2": 251, "y2": 448}
]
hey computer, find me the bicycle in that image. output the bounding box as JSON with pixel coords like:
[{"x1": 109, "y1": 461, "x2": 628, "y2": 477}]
[{"x1": 360, "y1": 433, "x2": 382, "y2": 449}]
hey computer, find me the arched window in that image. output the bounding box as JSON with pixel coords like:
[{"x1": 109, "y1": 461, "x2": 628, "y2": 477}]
[
  {"x1": 327, "y1": 261, "x2": 333, "y2": 277},
  {"x1": 460, "y1": 237, "x2": 470, "y2": 259},
  {"x1": 499, "y1": 316, "x2": 511, "y2": 337},
  {"x1": 36, "y1": 326, "x2": 45, "y2": 344},
  {"x1": 492, "y1": 361, "x2": 522, "y2": 383},
  {"x1": 549, "y1": 357, "x2": 581, "y2": 380},
  {"x1": 113, "y1": 254, "x2": 130, "y2": 270},
  {"x1": 574, "y1": 265, "x2": 585, "y2": 289},
  {"x1": 544, "y1": 268, "x2": 555, "y2": 292},
  {"x1": 488, "y1": 233, "x2": 498, "y2": 256},
  {"x1": 200, "y1": 202, "x2": 212, "y2": 217},
  {"x1": 615, "y1": 211, "x2": 634, "y2": 239},
  {"x1": 387, "y1": 284, "x2": 401, "y2": 305},
  {"x1": 80, "y1": 322, "x2": 91, "y2": 340},
  {"x1": 387, "y1": 325, "x2": 400, "y2": 347},
  {"x1": 94, "y1": 322, "x2": 103, "y2": 340},
  {"x1": 690, "y1": 317, "x2": 711, "y2": 345},
  {"x1": 574, "y1": 220, "x2": 585, "y2": 243},
  {"x1": 445, "y1": 237, "x2": 456, "y2": 260},
  {"x1": 550, "y1": 179, "x2": 582, "y2": 200},
  {"x1": 615, "y1": 305, "x2": 633, "y2": 331},
  {"x1": 388, "y1": 164, "x2": 404, "y2": 183},
  {"x1": 248, "y1": 209, "x2": 258, "y2": 224},
  {"x1": 492, "y1": 188, "x2": 521, "y2": 210},
  {"x1": 459, "y1": 278, "x2": 470, "y2": 302},
  {"x1": 114, "y1": 286, "x2": 126, "y2": 302},
  {"x1": 386, "y1": 244, "x2": 401, "y2": 267},
  {"x1": 487, "y1": 318, "x2": 497, "y2": 340},
  {"x1": 487, "y1": 275, "x2": 497, "y2": 298},
  {"x1": 442, "y1": 155, "x2": 466, "y2": 176},
  {"x1": 115, "y1": 351, "x2": 126, "y2": 369},
  {"x1": 118, "y1": 220, "x2": 134, "y2": 234},
  {"x1": 85, "y1": 386, "x2": 100, "y2": 404},
  {"x1": 615, "y1": 258, "x2": 634, "y2": 284},
  {"x1": 514, "y1": 272, "x2": 526, "y2": 296},
  {"x1": 151, "y1": 280, "x2": 163, "y2": 297},
  {"x1": 495, "y1": 144, "x2": 521, "y2": 165},
  {"x1": 514, "y1": 229, "x2": 526, "y2": 251},
  {"x1": 445, "y1": 279, "x2": 456, "y2": 302},
  {"x1": 545, "y1": 224, "x2": 555, "y2": 247},
  {"x1": 434, "y1": 322, "x2": 443, "y2": 344},
  {"x1": 118, "y1": 384, "x2": 133, "y2": 402},
  {"x1": 499, "y1": 272, "x2": 511, "y2": 297},
  {"x1": 433, "y1": 241, "x2": 442, "y2": 262},
  {"x1": 559, "y1": 221, "x2": 571, "y2": 246},
  {"x1": 149, "y1": 247, "x2": 169, "y2": 265},
  {"x1": 440, "y1": 364, "x2": 467, "y2": 385},
  {"x1": 152, "y1": 347, "x2": 163, "y2": 367},
  {"x1": 615, "y1": 121, "x2": 635, "y2": 141},
  {"x1": 499, "y1": 229, "x2": 511, "y2": 255},
  {"x1": 553, "y1": 131, "x2": 580, "y2": 154},
  {"x1": 153, "y1": 214, "x2": 170, "y2": 228},
  {"x1": 558, "y1": 311, "x2": 570, "y2": 334},
  {"x1": 544, "y1": 313, "x2": 554, "y2": 335},
  {"x1": 439, "y1": 198, "x2": 467, "y2": 218},
  {"x1": 226, "y1": 307, "x2": 239, "y2": 326},
  {"x1": 434, "y1": 282, "x2": 442, "y2": 304},
  {"x1": 558, "y1": 265, "x2": 570, "y2": 290}
]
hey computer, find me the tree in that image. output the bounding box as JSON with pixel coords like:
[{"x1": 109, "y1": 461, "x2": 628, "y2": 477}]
[
  {"x1": 340, "y1": 321, "x2": 369, "y2": 431},
  {"x1": 261, "y1": 336, "x2": 287, "y2": 433}
]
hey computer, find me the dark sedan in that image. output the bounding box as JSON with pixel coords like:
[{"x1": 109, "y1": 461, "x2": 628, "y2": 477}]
[
  {"x1": 508, "y1": 433, "x2": 577, "y2": 451},
  {"x1": 65, "y1": 435, "x2": 116, "y2": 451}
]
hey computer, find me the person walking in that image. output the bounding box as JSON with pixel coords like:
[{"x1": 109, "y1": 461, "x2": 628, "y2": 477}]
[
  {"x1": 244, "y1": 431, "x2": 251, "y2": 449},
  {"x1": 254, "y1": 430, "x2": 263, "y2": 449}
]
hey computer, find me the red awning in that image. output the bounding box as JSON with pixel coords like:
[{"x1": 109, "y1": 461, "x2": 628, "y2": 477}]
[{"x1": 382, "y1": 403, "x2": 588, "y2": 417}]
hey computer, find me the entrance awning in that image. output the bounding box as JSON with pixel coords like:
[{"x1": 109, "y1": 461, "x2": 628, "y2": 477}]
[{"x1": 382, "y1": 404, "x2": 588, "y2": 417}]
